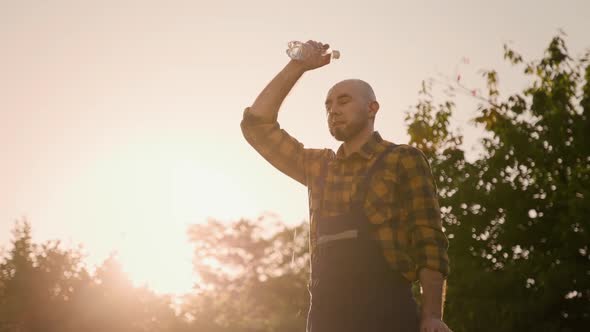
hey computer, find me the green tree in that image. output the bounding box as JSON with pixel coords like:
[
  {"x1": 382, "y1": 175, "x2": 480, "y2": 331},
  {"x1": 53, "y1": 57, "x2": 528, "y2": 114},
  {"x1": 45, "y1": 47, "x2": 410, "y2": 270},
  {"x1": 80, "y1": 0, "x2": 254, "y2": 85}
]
[
  {"x1": 183, "y1": 216, "x2": 310, "y2": 332},
  {"x1": 0, "y1": 219, "x2": 187, "y2": 332},
  {"x1": 0, "y1": 219, "x2": 91, "y2": 332},
  {"x1": 73, "y1": 254, "x2": 185, "y2": 332},
  {"x1": 405, "y1": 33, "x2": 590, "y2": 331}
]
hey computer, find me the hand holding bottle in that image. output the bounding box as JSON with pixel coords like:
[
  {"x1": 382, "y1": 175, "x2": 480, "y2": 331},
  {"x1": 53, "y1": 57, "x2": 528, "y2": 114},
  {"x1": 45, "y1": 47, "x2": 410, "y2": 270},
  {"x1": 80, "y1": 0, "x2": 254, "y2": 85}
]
[{"x1": 286, "y1": 40, "x2": 339, "y2": 71}]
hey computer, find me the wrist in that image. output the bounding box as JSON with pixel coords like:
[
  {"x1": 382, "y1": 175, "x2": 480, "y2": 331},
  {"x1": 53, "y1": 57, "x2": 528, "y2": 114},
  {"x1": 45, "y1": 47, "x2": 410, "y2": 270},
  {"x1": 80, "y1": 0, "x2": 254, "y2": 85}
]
[{"x1": 285, "y1": 60, "x2": 307, "y2": 75}]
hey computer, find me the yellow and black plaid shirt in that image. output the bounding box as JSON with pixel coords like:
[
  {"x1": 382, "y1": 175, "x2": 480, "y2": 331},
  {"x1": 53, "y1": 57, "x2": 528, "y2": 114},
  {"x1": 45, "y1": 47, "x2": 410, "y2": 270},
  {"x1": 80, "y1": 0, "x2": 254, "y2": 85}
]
[{"x1": 240, "y1": 108, "x2": 449, "y2": 282}]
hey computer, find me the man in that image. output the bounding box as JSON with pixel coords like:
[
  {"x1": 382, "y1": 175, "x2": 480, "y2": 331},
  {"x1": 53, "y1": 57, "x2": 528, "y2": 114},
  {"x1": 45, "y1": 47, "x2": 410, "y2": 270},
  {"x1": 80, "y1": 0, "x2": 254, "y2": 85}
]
[{"x1": 240, "y1": 40, "x2": 451, "y2": 332}]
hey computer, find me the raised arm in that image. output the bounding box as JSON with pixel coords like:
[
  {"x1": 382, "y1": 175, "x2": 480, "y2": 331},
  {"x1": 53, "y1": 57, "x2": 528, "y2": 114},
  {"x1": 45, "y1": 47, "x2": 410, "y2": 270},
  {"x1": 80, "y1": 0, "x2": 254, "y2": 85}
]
[
  {"x1": 241, "y1": 41, "x2": 333, "y2": 185},
  {"x1": 249, "y1": 41, "x2": 331, "y2": 121}
]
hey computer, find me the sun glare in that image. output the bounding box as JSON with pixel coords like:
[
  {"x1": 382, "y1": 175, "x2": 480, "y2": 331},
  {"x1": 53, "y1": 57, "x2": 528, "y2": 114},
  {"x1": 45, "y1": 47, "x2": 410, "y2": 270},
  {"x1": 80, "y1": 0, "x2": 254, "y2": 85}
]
[
  {"x1": 91, "y1": 146, "x2": 254, "y2": 296},
  {"x1": 115, "y1": 231, "x2": 195, "y2": 295}
]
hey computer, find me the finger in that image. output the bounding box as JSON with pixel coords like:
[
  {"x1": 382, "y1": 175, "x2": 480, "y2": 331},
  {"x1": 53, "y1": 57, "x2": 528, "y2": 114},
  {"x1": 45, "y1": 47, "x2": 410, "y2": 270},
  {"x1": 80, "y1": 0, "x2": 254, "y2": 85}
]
[{"x1": 306, "y1": 40, "x2": 319, "y2": 48}]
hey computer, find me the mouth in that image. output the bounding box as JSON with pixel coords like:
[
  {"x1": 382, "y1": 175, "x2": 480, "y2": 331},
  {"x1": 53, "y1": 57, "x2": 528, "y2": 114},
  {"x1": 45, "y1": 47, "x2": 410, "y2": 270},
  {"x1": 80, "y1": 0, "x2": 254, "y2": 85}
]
[{"x1": 331, "y1": 121, "x2": 346, "y2": 127}]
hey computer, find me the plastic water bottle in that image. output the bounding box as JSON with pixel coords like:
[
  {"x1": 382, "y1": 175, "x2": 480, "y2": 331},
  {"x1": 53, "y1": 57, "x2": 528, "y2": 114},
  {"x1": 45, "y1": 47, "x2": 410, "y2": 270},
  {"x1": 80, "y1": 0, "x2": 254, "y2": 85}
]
[{"x1": 286, "y1": 41, "x2": 341, "y2": 61}]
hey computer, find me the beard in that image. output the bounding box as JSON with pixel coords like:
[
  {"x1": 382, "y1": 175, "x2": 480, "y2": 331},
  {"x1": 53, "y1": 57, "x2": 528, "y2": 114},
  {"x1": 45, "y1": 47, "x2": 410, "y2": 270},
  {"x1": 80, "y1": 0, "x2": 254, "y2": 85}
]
[{"x1": 329, "y1": 116, "x2": 368, "y2": 141}]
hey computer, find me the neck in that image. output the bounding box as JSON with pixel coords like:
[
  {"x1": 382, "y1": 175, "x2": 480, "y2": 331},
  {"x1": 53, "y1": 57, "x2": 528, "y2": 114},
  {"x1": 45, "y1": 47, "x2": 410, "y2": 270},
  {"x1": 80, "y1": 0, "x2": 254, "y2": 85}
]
[{"x1": 342, "y1": 126, "x2": 374, "y2": 157}]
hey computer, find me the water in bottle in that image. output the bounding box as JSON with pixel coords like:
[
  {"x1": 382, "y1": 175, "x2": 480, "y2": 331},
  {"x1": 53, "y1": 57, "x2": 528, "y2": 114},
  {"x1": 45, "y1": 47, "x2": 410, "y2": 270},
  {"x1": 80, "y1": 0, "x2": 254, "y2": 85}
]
[{"x1": 286, "y1": 41, "x2": 341, "y2": 61}]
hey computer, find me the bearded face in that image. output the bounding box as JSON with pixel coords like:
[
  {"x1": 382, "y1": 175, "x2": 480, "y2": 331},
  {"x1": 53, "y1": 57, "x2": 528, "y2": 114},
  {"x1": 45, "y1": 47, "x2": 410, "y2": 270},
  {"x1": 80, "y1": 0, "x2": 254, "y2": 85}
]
[
  {"x1": 329, "y1": 110, "x2": 370, "y2": 141},
  {"x1": 324, "y1": 79, "x2": 378, "y2": 143}
]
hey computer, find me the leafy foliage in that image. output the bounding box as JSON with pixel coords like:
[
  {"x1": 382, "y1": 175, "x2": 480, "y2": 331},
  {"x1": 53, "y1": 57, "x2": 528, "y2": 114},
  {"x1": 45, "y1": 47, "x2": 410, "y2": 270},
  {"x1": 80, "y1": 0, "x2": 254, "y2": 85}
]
[
  {"x1": 405, "y1": 33, "x2": 590, "y2": 331},
  {"x1": 0, "y1": 219, "x2": 185, "y2": 332},
  {"x1": 183, "y1": 216, "x2": 310, "y2": 332}
]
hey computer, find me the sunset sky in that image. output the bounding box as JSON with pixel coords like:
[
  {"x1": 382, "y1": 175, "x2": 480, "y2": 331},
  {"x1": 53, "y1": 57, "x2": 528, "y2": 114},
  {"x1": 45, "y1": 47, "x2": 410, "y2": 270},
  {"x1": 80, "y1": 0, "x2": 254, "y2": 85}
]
[{"x1": 1, "y1": 0, "x2": 588, "y2": 295}]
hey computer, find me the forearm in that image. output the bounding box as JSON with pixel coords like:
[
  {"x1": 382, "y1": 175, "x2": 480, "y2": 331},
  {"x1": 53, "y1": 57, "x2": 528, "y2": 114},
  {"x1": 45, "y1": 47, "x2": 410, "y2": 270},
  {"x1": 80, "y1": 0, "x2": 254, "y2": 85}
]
[
  {"x1": 419, "y1": 267, "x2": 446, "y2": 319},
  {"x1": 249, "y1": 60, "x2": 306, "y2": 122}
]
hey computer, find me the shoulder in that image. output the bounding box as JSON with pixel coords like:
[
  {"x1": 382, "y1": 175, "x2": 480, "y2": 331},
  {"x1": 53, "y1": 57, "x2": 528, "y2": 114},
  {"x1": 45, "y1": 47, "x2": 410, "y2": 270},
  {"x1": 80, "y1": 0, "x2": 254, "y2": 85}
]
[
  {"x1": 304, "y1": 148, "x2": 336, "y2": 177},
  {"x1": 380, "y1": 141, "x2": 427, "y2": 166},
  {"x1": 305, "y1": 148, "x2": 335, "y2": 161}
]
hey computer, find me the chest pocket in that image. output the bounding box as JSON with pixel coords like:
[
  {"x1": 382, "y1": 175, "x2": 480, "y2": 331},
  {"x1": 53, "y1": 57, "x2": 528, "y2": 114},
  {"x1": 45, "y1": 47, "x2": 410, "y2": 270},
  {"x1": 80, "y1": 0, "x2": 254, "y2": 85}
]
[
  {"x1": 318, "y1": 173, "x2": 355, "y2": 216},
  {"x1": 363, "y1": 170, "x2": 399, "y2": 225}
]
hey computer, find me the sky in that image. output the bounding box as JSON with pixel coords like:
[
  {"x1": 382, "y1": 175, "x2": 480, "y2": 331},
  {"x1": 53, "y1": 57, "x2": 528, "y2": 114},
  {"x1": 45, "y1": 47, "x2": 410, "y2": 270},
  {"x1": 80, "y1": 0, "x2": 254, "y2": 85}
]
[{"x1": 1, "y1": 0, "x2": 588, "y2": 295}]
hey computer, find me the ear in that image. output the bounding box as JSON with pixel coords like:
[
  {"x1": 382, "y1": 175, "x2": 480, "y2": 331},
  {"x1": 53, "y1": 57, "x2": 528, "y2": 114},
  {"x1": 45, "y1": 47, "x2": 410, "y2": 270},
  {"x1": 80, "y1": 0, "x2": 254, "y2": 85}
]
[{"x1": 368, "y1": 101, "x2": 379, "y2": 120}]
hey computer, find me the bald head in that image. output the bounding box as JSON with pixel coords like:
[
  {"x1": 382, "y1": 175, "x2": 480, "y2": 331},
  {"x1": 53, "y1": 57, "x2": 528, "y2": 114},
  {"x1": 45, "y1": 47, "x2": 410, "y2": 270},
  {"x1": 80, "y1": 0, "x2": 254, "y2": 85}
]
[
  {"x1": 328, "y1": 79, "x2": 377, "y2": 104},
  {"x1": 324, "y1": 79, "x2": 379, "y2": 141},
  {"x1": 325, "y1": 78, "x2": 379, "y2": 123}
]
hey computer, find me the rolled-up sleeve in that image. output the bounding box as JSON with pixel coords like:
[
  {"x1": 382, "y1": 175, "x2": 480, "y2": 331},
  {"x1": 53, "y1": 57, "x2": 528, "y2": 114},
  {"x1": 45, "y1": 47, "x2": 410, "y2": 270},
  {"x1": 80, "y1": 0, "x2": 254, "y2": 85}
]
[
  {"x1": 398, "y1": 146, "x2": 450, "y2": 278},
  {"x1": 240, "y1": 107, "x2": 321, "y2": 186}
]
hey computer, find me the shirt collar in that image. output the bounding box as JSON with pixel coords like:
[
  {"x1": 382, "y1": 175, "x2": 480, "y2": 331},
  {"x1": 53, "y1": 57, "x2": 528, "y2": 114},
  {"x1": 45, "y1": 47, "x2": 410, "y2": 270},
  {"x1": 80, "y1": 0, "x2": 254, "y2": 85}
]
[{"x1": 335, "y1": 131, "x2": 384, "y2": 160}]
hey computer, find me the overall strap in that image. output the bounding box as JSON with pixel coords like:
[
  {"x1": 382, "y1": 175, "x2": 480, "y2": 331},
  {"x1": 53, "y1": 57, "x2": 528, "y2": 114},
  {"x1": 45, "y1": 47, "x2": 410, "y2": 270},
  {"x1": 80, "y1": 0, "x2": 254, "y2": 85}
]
[
  {"x1": 313, "y1": 154, "x2": 330, "y2": 215},
  {"x1": 351, "y1": 143, "x2": 399, "y2": 207}
]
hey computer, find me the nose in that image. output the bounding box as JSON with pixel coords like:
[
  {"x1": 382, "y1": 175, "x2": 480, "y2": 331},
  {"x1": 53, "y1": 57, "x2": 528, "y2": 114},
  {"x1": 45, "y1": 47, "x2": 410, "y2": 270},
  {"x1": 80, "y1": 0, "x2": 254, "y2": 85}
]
[
  {"x1": 326, "y1": 107, "x2": 341, "y2": 118},
  {"x1": 326, "y1": 110, "x2": 336, "y2": 122}
]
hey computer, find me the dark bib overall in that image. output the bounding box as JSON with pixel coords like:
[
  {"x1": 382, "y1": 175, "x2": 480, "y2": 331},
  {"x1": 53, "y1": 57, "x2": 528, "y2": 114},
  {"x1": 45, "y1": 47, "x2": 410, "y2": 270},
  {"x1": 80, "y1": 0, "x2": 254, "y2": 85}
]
[{"x1": 307, "y1": 144, "x2": 419, "y2": 332}]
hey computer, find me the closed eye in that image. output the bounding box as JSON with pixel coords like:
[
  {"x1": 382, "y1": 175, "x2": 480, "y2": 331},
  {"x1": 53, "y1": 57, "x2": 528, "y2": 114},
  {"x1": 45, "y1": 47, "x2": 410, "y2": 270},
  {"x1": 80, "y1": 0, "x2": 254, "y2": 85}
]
[
  {"x1": 324, "y1": 93, "x2": 352, "y2": 112},
  {"x1": 337, "y1": 95, "x2": 351, "y2": 104}
]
